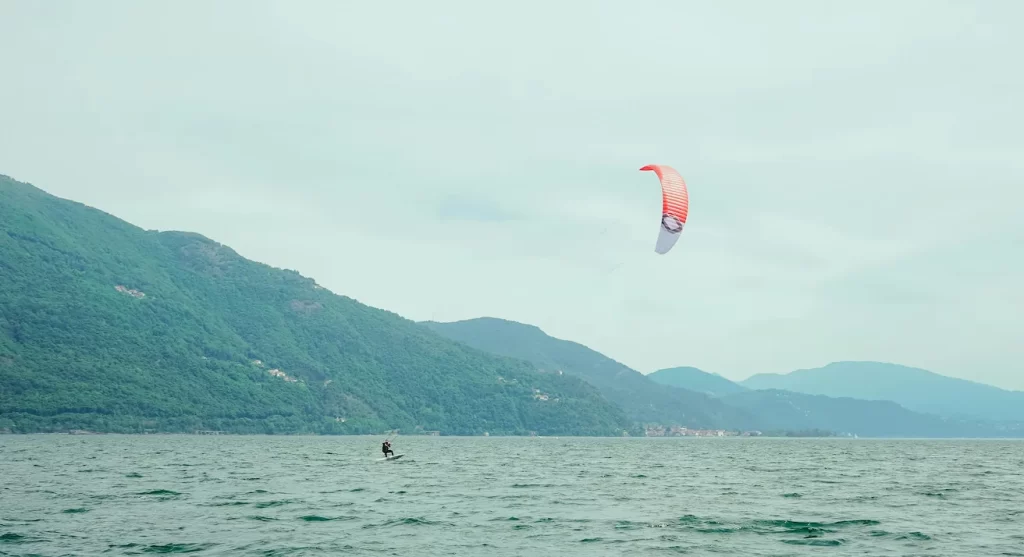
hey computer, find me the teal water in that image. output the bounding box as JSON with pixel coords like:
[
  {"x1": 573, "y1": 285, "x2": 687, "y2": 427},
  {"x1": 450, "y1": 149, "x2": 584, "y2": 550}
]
[{"x1": 1, "y1": 436, "x2": 1022, "y2": 555}]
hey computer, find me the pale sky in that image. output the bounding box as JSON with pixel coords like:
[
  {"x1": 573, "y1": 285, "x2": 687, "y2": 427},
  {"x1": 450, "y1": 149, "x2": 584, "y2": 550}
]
[{"x1": 2, "y1": 1, "x2": 1022, "y2": 390}]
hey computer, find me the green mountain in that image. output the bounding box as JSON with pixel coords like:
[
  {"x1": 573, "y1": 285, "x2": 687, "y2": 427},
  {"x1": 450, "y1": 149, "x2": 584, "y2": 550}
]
[
  {"x1": 0, "y1": 174, "x2": 633, "y2": 436},
  {"x1": 422, "y1": 318, "x2": 756, "y2": 430},
  {"x1": 647, "y1": 367, "x2": 748, "y2": 397},
  {"x1": 742, "y1": 361, "x2": 1024, "y2": 423}
]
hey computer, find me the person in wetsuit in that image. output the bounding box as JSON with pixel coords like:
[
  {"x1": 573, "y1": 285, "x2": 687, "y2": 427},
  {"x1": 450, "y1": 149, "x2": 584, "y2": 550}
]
[{"x1": 382, "y1": 440, "x2": 393, "y2": 457}]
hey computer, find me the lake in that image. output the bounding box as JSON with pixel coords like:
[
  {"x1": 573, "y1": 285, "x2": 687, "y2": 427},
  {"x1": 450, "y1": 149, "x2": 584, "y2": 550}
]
[{"x1": 1, "y1": 435, "x2": 1022, "y2": 556}]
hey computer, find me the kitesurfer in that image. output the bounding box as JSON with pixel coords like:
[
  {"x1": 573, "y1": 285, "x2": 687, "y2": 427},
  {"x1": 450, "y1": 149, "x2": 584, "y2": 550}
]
[{"x1": 382, "y1": 439, "x2": 394, "y2": 458}]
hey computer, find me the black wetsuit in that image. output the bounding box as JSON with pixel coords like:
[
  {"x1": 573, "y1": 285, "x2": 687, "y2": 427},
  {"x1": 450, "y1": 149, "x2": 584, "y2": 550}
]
[{"x1": 382, "y1": 442, "x2": 393, "y2": 457}]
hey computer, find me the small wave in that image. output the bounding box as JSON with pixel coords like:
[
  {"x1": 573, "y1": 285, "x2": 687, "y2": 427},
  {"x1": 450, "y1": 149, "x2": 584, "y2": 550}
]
[
  {"x1": 299, "y1": 515, "x2": 358, "y2": 522},
  {"x1": 135, "y1": 489, "x2": 183, "y2": 502},
  {"x1": 483, "y1": 494, "x2": 529, "y2": 501},
  {"x1": 254, "y1": 500, "x2": 295, "y2": 509},
  {"x1": 62, "y1": 508, "x2": 90, "y2": 514},
  {"x1": 614, "y1": 520, "x2": 666, "y2": 530},
  {"x1": 138, "y1": 490, "x2": 181, "y2": 496},
  {"x1": 696, "y1": 526, "x2": 740, "y2": 534},
  {"x1": 783, "y1": 538, "x2": 845, "y2": 547},
  {"x1": 832, "y1": 520, "x2": 881, "y2": 527},
  {"x1": 782, "y1": 492, "x2": 802, "y2": 498},
  {"x1": 757, "y1": 519, "x2": 879, "y2": 531},
  {"x1": 771, "y1": 525, "x2": 830, "y2": 537},
  {"x1": 896, "y1": 532, "x2": 932, "y2": 541},
  {"x1": 1, "y1": 532, "x2": 28, "y2": 543},
  {"x1": 258, "y1": 548, "x2": 316, "y2": 557},
  {"x1": 139, "y1": 542, "x2": 217, "y2": 553},
  {"x1": 373, "y1": 517, "x2": 442, "y2": 528},
  {"x1": 922, "y1": 487, "x2": 959, "y2": 498},
  {"x1": 677, "y1": 514, "x2": 706, "y2": 525}
]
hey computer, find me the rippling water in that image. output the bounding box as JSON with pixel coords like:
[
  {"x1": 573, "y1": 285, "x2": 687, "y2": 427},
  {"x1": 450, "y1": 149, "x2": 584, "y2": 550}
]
[{"x1": 1, "y1": 435, "x2": 1022, "y2": 556}]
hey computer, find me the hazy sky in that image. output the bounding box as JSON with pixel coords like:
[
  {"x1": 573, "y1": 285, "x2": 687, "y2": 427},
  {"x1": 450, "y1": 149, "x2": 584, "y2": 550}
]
[{"x1": 2, "y1": 1, "x2": 1022, "y2": 389}]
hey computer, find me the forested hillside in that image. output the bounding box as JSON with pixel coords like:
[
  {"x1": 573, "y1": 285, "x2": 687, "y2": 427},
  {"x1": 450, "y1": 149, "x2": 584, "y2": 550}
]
[
  {"x1": 0, "y1": 174, "x2": 633, "y2": 436},
  {"x1": 423, "y1": 318, "x2": 755, "y2": 430}
]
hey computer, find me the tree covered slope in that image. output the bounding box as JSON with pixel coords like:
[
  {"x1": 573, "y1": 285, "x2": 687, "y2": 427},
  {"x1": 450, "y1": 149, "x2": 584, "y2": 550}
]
[
  {"x1": 0, "y1": 174, "x2": 631, "y2": 435},
  {"x1": 423, "y1": 318, "x2": 755, "y2": 430},
  {"x1": 648, "y1": 367, "x2": 749, "y2": 397}
]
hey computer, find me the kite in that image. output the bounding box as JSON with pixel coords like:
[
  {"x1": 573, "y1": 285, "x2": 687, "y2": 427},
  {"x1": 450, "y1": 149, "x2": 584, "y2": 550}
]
[{"x1": 640, "y1": 164, "x2": 689, "y2": 254}]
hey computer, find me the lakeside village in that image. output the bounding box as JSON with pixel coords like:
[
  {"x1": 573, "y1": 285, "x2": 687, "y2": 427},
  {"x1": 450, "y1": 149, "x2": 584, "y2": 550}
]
[{"x1": 644, "y1": 425, "x2": 763, "y2": 437}]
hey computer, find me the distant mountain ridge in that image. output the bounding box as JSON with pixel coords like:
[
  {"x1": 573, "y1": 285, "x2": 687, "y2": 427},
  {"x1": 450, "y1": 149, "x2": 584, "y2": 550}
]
[
  {"x1": 426, "y1": 319, "x2": 1022, "y2": 438},
  {"x1": 647, "y1": 367, "x2": 748, "y2": 397},
  {"x1": 422, "y1": 319, "x2": 1024, "y2": 437},
  {"x1": 648, "y1": 365, "x2": 1006, "y2": 437},
  {"x1": 717, "y1": 389, "x2": 1006, "y2": 438},
  {"x1": 422, "y1": 318, "x2": 756, "y2": 430},
  {"x1": 742, "y1": 361, "x2": 1024, "y2": 423}
]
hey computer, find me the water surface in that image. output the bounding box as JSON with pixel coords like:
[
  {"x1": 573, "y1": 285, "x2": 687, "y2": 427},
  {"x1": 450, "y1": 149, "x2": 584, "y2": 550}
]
[{"x1": 2, "y1": 435, "x2": 1022, "y2": 555}]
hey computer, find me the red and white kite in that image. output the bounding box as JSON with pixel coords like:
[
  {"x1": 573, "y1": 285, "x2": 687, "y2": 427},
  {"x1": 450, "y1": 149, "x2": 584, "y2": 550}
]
[{"x1": 640, "y1": 164, "x2": 689, "y2": 254}]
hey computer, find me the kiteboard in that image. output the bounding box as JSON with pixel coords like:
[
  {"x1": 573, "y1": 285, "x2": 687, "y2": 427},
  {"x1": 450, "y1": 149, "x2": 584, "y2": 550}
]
[{"x1": 377, "y1": 453, "x2": 404, "y2": 461}]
